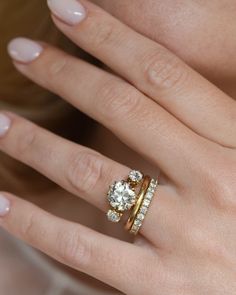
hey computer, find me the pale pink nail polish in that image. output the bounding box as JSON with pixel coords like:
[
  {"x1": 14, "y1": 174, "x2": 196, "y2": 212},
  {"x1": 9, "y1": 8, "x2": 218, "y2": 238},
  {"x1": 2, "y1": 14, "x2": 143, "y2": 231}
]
[
  {"x1": 0, "y1": 114, "x2": 11, "y2": 137},
  {"x1": 0, "y1": 194, "x2": 10, "y2": 217},
  {"x1": 8, "y1": 37, "x2": 43, "y2": 63},
  {"x1": 47, "y1": 0, "x2": 86, "y2": 25}
]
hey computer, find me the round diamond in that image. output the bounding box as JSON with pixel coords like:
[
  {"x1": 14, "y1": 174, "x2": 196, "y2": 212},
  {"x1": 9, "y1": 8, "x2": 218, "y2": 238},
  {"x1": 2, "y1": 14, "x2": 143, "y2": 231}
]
[
  {"x1": 143, "y1": 199, "x2": 150, "y2": 207},
  {"x1": 107, "y1": 210, "x2": 121, "y2": 223},
  {"x1": 146, "y1": 192, "x2": 153, "y2": 200},
  {"x1": 140, "y1": 206, "x2": 148, "y2": 215},
  {"x1": 134, "y1": 219, "x2": 142, "y2": 226},
  {"x1": 108, "y1": 181, "x2": 136, "y2": 211},
  {"x1": 128, "y1": 170, "x2": 143, "y2": 183},
  {"x1": 137, "y1": 213, "x2": 145, "y2": 220}
]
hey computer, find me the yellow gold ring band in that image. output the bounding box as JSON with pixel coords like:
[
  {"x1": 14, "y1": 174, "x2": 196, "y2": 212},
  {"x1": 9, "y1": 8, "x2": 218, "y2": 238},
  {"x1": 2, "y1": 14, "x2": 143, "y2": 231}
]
[{"x1": 125, "y1": 175, "x2": 151, "y2": 231}]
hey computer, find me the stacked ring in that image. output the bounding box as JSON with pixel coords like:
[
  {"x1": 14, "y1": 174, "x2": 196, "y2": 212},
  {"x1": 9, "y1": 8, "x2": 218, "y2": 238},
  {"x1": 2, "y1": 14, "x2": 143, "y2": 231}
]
[
  {"x1": 125, "y1": 175, "x2": 151, "y2": 231},
  {"x1": 129, "y1": 178, "x2": 158, "y2": 235},
  {"x1": 106, "y1": 169, "x2": 158, "y2": 235}
]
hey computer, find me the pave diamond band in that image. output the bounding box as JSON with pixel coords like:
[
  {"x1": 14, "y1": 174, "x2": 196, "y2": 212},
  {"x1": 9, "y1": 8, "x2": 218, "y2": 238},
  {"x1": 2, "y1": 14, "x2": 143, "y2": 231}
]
[{"x1": 129, "y1": 178, "x2": 158, "y2": 235}]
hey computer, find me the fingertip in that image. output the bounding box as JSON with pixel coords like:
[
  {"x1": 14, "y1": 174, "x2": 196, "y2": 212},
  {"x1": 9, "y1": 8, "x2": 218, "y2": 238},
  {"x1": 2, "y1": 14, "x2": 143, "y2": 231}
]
[
  {"x1": 7, "y1": 37, "x2": 43, "y2": 64},
  {"x1": 0, "y1": 193, "x2": 11, "y2": 217}
]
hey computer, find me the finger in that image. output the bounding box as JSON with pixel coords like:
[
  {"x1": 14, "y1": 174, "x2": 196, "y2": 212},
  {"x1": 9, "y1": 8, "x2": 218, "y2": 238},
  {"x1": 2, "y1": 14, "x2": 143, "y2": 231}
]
[
  {"x1": 0, "y1": 112, "x2": 129, "y2": 211},
  {"x1": 7, "y1": 41, "x2": 209, "y2": 185},
  {"x1": 47, "y1": 0, "x2": 236, "y2": 148},
  {"x1": 0, "y1": 112, "x2": 180, "y2": 245},
  {"x1": 0, "y1": 193, "x2": 160, "y2": 294}
]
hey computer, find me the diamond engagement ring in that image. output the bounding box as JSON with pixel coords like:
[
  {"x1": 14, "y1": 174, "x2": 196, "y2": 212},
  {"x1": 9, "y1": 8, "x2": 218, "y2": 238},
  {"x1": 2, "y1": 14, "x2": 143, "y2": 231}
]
[{"x1": 106, "y1": 170, "x2": 144, "y2": 223}]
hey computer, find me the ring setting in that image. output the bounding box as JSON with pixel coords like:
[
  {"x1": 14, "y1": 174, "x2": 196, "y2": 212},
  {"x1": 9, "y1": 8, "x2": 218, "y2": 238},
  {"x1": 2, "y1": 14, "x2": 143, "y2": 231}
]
[
  {"x1": 106, "y1": 170, "x2": 159, "y2": 235},
  {"x1": 107, "y1": 180, "x2": 136, "y2": 211},
  {"x1": 106, "y1": 170, "x2": 143, "y2": 223}
]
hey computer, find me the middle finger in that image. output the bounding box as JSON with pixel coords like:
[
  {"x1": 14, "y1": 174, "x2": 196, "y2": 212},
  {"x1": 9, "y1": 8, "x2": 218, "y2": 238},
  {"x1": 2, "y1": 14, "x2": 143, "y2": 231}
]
[
  {"x1": 8, "y1": 40, "x2": 206, "y2": 185},
  {"x1": 48, "y1": 0, "x2": 236, "y2": 148}
]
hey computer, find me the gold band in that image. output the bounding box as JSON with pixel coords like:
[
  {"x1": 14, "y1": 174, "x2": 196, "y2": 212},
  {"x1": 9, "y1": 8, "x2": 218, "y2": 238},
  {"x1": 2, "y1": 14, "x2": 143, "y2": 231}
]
[{"x1": 125, "y1": 175, "x2": 151, "y2": 231}]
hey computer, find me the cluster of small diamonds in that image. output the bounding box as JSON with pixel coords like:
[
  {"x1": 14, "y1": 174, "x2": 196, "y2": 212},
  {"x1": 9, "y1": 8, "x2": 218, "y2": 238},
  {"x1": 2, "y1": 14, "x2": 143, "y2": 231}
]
[{"x1": 130, "y1": 178, "x2": 158, "y2": 234}]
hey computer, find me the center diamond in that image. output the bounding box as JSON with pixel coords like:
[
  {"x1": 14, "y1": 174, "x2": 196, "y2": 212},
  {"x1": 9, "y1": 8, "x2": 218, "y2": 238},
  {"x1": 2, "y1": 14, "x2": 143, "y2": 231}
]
[{"x1": 107, "y1": 180, "x2": 136, "y2": 211}]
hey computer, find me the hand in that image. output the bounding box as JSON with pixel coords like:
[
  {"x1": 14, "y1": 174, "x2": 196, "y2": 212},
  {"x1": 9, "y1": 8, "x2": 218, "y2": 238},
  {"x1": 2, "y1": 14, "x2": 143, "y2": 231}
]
[{"x1": 0, "y1": 0, "x2": 236, "y2": 294}]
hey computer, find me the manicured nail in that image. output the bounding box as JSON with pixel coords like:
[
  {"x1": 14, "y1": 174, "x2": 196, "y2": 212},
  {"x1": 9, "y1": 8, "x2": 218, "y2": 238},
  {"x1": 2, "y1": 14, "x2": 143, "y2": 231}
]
[
  {"x1": 8, "y1": 37, "x2": 43, "y2": 63},
  {"x1": 47, "y1": 0, "x2": 86, "y2": 25},
  {"x1": 0, "y1": 114, "x2": 11, "y2": 137},
  {"x1": 0, "y1": 194, "x2": 10, "y2": 217}
]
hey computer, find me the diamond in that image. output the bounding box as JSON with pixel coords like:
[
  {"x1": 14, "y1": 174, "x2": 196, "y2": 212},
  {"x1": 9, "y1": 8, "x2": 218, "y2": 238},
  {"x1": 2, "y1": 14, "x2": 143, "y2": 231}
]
[
  {"x1": 107, "y1": 180, "x2": 136, "y2": 211},
  {"x1": 130, "y1": 227, "x2": 137, "y2": 234},
  {"x1": 143, "y1": 199, "x2": 150, "y2": 207},
  {"x1": 146, "y1": 192, "x2": 153, "y2": 200},
  {"x1": 140, "y1": 206, "x2": 148, "y2": 214},
  {"x1": 150, "y1": 179, "x2": 157, "y2": 187},
  {"x1": 128, "y1": 170, "x2": 143, "y2": 183},
  {"x1": 134, "y1": 219, "x2": 142, "y2": 226},
  {"x1": 107, "y1": 210, "x2": 121, "y2": 223},
  {"x1": 131, "y1": 225, "x2": 138, "y2": 232},
  {"x1": 149, "y1": 186, "x2": 156, "y2": 192},
  {"x1": 137, "y1": 213, "x2": 145, "y2": 220}
]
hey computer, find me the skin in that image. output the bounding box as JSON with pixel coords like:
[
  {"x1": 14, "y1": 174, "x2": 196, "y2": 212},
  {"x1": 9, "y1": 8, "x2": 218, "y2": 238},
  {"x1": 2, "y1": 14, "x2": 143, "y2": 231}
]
[
  {"x1": 0, "y1": 0, "x2": 236, "y2": 294},
  {"x1": 92, "y1": 0, "x2": 236, "y2": 95}
]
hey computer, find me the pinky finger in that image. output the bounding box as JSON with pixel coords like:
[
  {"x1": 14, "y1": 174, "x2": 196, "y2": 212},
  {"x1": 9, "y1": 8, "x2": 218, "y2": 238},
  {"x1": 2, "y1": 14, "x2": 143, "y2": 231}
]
[{"x1": 0, "y1": 193, "x2": 160, "y2": 294}]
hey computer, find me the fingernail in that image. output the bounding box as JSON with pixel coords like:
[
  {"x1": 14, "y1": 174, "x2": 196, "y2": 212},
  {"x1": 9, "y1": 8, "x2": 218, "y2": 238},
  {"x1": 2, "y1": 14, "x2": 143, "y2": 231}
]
[
  {"x1": 0, "y1": 114, "x2": 11, "y2": 137},
  {"x1": 8, "y1": 37, "x2": 43, "y2": 63},
  {"x1": 0, "y1": 194, "x2": 10, "y2": 217},
  {"x1": 47, "y1": 0, "x2": 86, "y2": 25}
]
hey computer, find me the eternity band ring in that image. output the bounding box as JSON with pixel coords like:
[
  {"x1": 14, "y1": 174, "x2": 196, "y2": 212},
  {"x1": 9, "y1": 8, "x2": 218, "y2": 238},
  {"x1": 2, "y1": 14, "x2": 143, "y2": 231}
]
[{"x1": 129, "y1": 177, "x2": 158, "y2": 235}]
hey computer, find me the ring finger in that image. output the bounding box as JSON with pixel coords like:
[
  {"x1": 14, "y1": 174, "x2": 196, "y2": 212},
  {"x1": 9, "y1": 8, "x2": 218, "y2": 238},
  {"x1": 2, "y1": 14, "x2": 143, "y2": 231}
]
[{"x1": 0, "y1": 112, "x2": 176, "y2": 245}]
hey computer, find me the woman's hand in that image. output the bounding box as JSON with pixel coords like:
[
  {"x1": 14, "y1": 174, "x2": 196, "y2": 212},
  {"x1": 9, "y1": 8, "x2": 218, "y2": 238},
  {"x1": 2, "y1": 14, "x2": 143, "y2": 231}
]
[{"x1": 0, "y1": 0, "x2": 236, "y2": 293}]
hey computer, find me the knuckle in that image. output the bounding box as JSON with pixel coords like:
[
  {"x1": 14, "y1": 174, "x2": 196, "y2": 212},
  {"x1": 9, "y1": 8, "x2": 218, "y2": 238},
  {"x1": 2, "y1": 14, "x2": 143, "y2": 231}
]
[
  {"x1": 16, "y1": 124, "x2": 38, "y2": 157},
  {"x1": 97, "y1": 79, "x2": 142, "y2": 121},
  {"x1": 56, "y1": 228, "x2": 90, "y2": 268},
  {"x1": 45, "y1": 54, "x2": 71, "y2": 86},
  {"x1": 141, "y1": 48, "x2": 187, "y2": 91},
  {"x1": 201, "y1": 159, "x2": 236, "y2": 211},
  {"x1": 66, "y1": 150, "x2": 105, "y2": 196},
  {"x1": 20, "y1": 211, "x2": 37, "y2": 241},
  {"x1": 87, "y1": 16, "x2": 118, "y2": 49}
]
